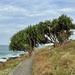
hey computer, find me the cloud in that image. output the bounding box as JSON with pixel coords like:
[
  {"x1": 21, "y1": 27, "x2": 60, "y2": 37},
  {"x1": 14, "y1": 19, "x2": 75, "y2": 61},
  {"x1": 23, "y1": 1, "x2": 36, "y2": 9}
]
[
  {"x1": 0, "y1": 27, "x2": 17, "y2": 35},
  {"x1": 0, "y1": 5, "x2": 28, "y2": 16},
  {"x1": 0, "y1": 0, "x2": 75, "y2": 44},
  {"x1": 0, "y1": 0, "x2": 58, "y2": 17},
  {"x1": 28, "y1": 9, "x2": 58, "y2": 17},
  {"x1": 0, "y1": 24, "x2": 28, "y2": 35},
  {"x1": 59, "y1": 8, "x2": 75, "y2": 12}
]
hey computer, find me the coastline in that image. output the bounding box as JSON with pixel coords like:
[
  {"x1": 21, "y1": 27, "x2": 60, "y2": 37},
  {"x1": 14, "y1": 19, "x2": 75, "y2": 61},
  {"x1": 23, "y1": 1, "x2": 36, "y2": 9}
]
[
  {"x1": 0, "y1": 53, "x2": 30, "y2": 75},
  {"x1": 0, "y1": 53, "x2": 26, "y2": 63}
]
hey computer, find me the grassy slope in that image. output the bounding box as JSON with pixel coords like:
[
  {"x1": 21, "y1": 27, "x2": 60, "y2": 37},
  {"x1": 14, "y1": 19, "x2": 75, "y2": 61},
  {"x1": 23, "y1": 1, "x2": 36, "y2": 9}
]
[{"x1": 33, "y1": 41, "x2": 75, "y2": 75}]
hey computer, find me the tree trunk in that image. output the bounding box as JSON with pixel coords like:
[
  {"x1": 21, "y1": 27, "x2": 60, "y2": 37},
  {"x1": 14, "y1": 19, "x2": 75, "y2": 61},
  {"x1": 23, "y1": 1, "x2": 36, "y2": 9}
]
[
  {"x1": 28, "y1": 47, "x2": 34, "y2": 56},
  {"x1": 28, "y1": 51, "x2": 32, "y2": 56}
]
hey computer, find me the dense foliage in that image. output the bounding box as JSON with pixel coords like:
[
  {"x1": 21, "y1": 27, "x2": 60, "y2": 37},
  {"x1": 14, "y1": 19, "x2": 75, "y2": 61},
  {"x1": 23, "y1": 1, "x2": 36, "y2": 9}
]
[{"x1": 9, "y1": 14, "x2": 75, "y2": 55}]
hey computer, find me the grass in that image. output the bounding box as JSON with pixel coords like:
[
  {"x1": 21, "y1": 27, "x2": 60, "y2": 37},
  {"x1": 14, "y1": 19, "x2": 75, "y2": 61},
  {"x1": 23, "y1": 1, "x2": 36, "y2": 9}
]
[
  {"x1": 33, "y1": 46, "x2": 51, "y2": 75},
  {"x1": 33, "y1": 41, "x2": 75, "y2": 75}
]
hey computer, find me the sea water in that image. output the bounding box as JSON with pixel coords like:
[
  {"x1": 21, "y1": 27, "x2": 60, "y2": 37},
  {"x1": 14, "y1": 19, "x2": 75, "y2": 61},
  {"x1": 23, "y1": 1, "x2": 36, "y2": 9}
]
[{"x1": 0, "y1": 45, "x2": 25, "y2": 62}]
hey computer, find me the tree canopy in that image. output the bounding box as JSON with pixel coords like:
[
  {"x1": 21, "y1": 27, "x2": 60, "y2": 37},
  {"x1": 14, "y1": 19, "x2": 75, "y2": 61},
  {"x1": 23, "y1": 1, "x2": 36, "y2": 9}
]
[{"x1": 9, "y1": 14, "x2": 75, "y2": 55}]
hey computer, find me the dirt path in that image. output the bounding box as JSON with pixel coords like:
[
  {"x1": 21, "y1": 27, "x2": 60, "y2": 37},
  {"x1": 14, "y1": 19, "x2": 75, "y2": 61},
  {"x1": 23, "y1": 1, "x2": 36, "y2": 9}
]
[{"x1": 9, "y1": 53, "x2": 35, "y2": 75}]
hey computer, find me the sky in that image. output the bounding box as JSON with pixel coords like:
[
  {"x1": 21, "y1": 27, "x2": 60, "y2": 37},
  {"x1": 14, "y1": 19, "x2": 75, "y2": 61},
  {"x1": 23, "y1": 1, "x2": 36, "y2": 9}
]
[{"x1": 0, "y1": 0, "x2": 75, "y2": 45}]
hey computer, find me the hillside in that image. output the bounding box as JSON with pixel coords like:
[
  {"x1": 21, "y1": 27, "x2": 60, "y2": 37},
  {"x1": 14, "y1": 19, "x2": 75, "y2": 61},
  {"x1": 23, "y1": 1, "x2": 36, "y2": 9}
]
[
  {"x1": 0, "y1": 41, "x2": 75, "y2": 75},
  {"x1": 33, "y1": 41, "x2": 75, "y2": 75}
]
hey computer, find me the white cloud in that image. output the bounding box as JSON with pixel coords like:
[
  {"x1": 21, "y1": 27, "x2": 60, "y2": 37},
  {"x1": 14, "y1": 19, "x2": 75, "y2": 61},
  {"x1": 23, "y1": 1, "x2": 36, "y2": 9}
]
[
  {"x1": 0, "y1": 2, "x2": 58, "y2": 18},
  {"x1": 0, "y1": 27, "x2": 17, "y2": 35},
  {"x1": 0, "y1": 0, "x2": 75, "y2": 44},
  {"x1": 0, "y1": 24, "x2": 28, "y2": 35},
  {"x1": 0, "y1": 5, "x2": 29, "y2": 18},
  {"x1": 27, "y1": 9, "x2": 58, "y2": 17},
  {"x1": 59, "y1": 8, "x2": 75, "y2": 12},
  {"x1": 0, "y1": 5, "x2": 27, "y2": 12},
  {"x1": 0, "y1": 1, "x2": 59, "y2": 19}
]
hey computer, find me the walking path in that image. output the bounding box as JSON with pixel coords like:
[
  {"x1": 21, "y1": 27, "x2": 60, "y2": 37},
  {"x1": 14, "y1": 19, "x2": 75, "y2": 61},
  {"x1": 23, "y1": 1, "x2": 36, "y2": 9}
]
[{"x1": 9, "y1": 53, "x2": 35, "y2": 75}]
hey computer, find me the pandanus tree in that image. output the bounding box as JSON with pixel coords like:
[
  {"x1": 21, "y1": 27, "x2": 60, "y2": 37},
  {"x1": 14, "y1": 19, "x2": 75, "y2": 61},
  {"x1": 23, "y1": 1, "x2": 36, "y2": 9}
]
[
  {"x1": 48, "y1": 14, "x2": 75, "y2": 46},
  {"x1": 9, "y1": 14, "x2": 75, "y2": 55},
  {"x1": 9, "y1": 26, "x2": 38, "y2": 55},
  {"x1": 57, "y1": 14, "x2": 75, "y2": 44},
  {"x1": 24, "y1": 25, "x2": 38, "y2": 55},
  {"x1": 37, "y1": 14, "x2": 75, "y2": 46},
  {"x1": 9, "y1": 30, "x2": 30, "y2": 53},
  {"x1": 9, "y1": 24, "x2": 47, "y2": 55},
  {"x1": 37, "y1": 21, "x2": 49, "y2": 44}
]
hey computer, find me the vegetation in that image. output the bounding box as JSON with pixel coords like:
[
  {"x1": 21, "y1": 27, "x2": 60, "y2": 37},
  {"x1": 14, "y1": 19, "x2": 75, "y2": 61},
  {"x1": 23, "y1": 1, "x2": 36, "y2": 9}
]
[
  {"x1": 0, "y1": 54, "x2": 29, "y2": 75},
  {"x1": 1, "y1": 41, "x2": 75, "y2": 75},
  {"x1": 0, "y1": 46, "x2": 47, "y2": 75},
  {"x1": 33, "y1": 40, "x2": 75, "y2": 75},
  {"x1": 9, "y1": 14, "x2": 75, "y2": 55}
]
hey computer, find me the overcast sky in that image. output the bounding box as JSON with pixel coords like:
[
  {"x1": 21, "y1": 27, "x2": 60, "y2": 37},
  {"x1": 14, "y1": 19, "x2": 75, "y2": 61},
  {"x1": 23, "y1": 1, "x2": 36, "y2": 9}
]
[{"x1": 0, "y1": 0, "x2": 75, "y2": 45}]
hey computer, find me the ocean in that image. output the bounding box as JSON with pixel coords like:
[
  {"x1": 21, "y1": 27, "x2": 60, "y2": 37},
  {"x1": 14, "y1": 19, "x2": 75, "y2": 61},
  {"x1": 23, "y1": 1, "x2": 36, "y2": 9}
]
[{"x1": 0, "y1": 45, "x2": 25, "y2": 62}]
